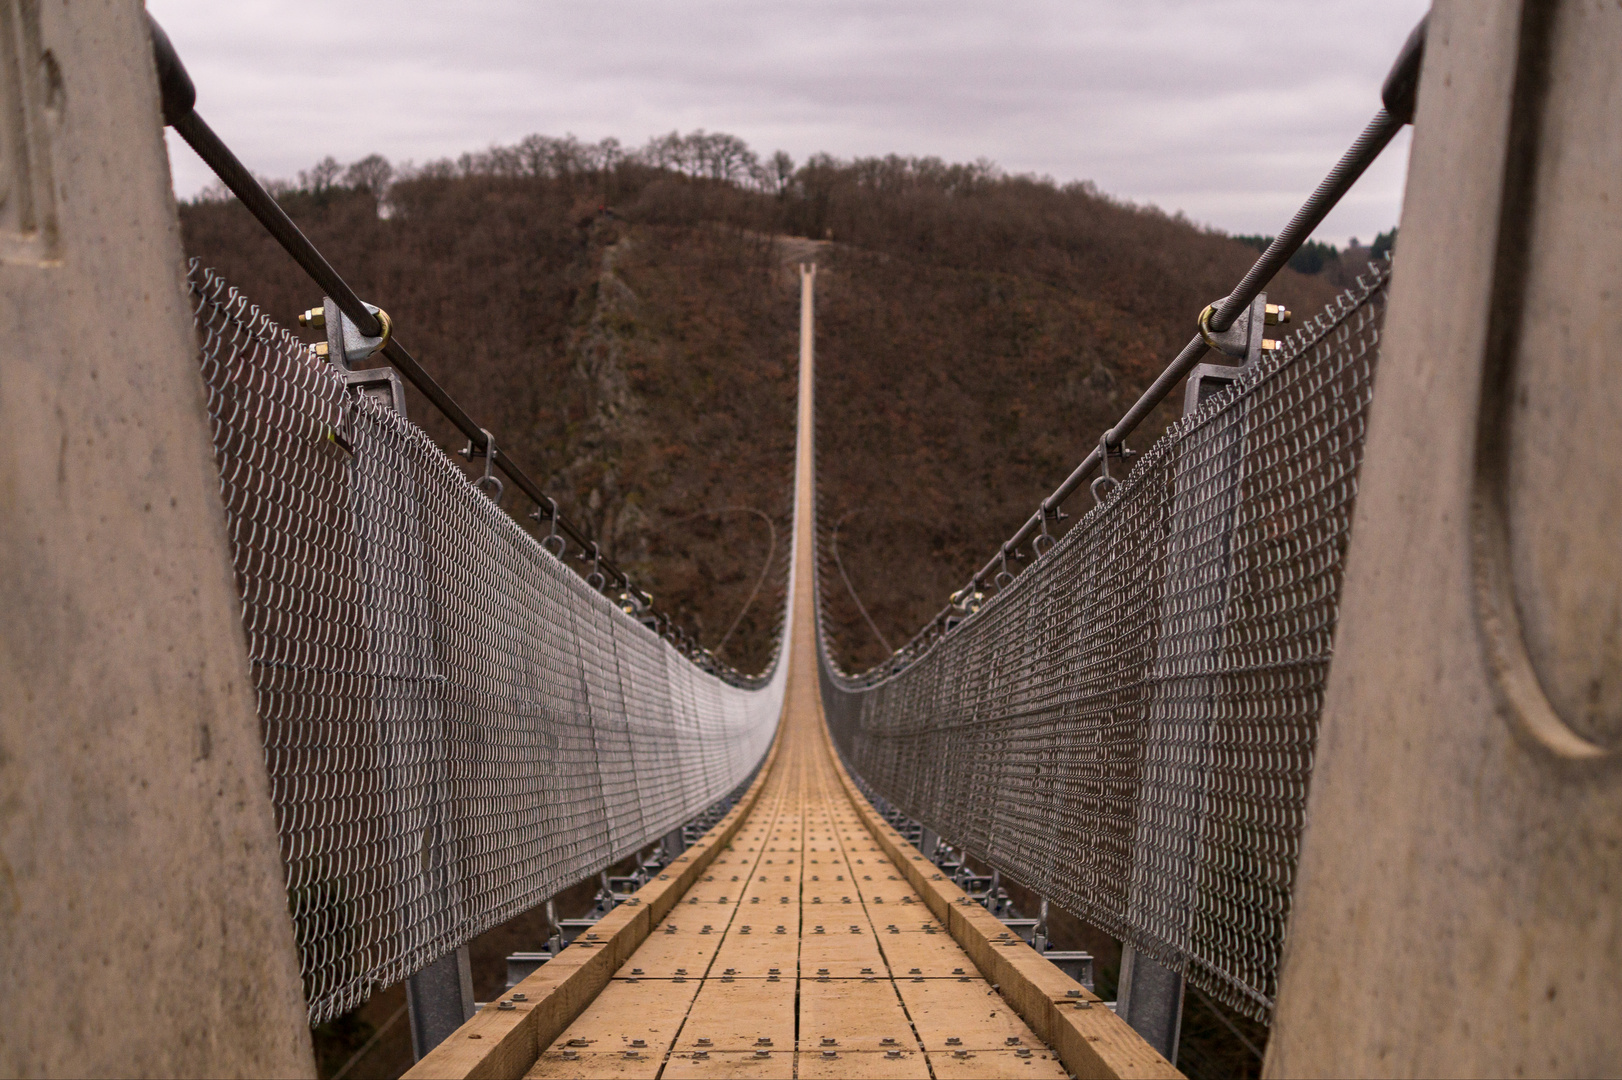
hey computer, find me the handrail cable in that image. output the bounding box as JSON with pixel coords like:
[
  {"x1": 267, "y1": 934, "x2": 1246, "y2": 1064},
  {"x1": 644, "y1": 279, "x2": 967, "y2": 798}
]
[
  {"x1": 146, "y1": 15, "x2": 676, "y2": 624},
  {"x1": 865, "y1": 13, "x2": 1429, "y2": 674}
]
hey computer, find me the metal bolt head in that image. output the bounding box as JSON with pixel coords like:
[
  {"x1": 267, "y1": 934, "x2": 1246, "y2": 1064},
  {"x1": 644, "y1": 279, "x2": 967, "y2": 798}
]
[
  {"x1": 511, "y1": 993, "x2": 527, "y2": 1002},
  {"x1": 821, "y1": 1037, "x2": 837, "y2": 1046},
  {"x1": 631, "y1": 1039, "x2": 646, "y2": 1047},
  {"x1": 696, "y1": 1038, "x2": 712, "y2": 1047},
  {"x1": 297, "y1": 307, "x2": 325, "y2": 328},
  {"x1": 497, "y1": 1000, "x2": 515, "y2": 1011},
  {"x1": 946, "y1": 1037, "x2": 963, "y2": 1046},
  {"x1": 1265, "y1": 303, "x2": 1292, "y2": 325},
  {"x1": 1261, "y1": 338, "x2": 1282, "y2": 351},
  {"x1": 313, "y1": 341, "x2": 329, "y2": 357}
]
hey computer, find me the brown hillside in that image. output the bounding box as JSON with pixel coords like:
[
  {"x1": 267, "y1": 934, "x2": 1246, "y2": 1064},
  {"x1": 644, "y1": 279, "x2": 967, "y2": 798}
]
[{"x1": 177, "y1": 139, "x2": 1343, "y2": 675}]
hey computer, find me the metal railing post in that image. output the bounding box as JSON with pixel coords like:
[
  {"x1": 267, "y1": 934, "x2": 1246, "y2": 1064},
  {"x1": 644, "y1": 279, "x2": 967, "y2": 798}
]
[
  {"x1": 406, "y1": 946, "x2": 474, "y2": 1058},
  {"x1": 1116, "y1": 944, "x2": 1185, "y2": 1059}
]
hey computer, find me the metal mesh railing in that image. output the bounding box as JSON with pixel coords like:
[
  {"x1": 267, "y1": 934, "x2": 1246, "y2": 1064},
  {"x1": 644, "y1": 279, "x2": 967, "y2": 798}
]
[
  {"x1": 189, "y1": 264, "x2": 787, "y2": 1023},
  {"x1": 821, "y1": 263, "x2": 1390, "y2": 1022}
]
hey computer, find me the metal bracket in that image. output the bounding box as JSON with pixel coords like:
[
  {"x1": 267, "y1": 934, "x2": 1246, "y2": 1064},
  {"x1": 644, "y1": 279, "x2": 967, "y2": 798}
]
[
  {"x1": 343, "y1": 367, "x2": 408, "y2": 417},
  {"x1": 1185, "y1": 292, "x2": 1290, "y2": 415},
  {"x1": 300, "y1": 296, "x2": 390, "y2": 372}
]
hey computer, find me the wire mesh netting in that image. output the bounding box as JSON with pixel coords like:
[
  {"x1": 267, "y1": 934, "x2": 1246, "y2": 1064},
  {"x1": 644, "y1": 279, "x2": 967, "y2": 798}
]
[
  {"x1": 188, "y1": 264, "x2": 786, "y2": 1023},
  {"x1": 820, "y1": 264, "x2": 1391, "y2": 1022}
]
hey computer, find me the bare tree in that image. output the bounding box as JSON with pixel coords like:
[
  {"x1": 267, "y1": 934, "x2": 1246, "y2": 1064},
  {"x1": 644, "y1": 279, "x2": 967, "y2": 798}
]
[
  {"x1": 343, "y1": 154, "x2": 394, "y2": 201},
  {"x1": 298, "y1": 155, "x2": 342, "y2": 194}
]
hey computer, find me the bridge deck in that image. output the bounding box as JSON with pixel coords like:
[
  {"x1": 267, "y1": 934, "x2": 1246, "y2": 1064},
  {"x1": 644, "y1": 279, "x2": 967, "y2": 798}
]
[
  {"x1": 524, "y1": 697, "x2": 1067, "y2": 1080},
  {"x1": 406, "y1": 266, "x2": 1175, "y2": 1080}
]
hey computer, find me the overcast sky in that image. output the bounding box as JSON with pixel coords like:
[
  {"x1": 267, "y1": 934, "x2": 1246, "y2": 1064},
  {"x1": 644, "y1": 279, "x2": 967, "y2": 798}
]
[{"x1": 150, "y1": 0, "x2": 1428, "y2": 246}]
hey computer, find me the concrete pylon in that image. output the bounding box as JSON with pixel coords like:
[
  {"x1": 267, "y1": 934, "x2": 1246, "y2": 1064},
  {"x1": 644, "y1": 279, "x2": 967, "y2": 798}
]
[
  {"x1": 1267, "y1": 1, "x2": 1622, "y2": 1074},
  {"x1": 0, "y1": 4, "x2": 313, "y2": 1076}
]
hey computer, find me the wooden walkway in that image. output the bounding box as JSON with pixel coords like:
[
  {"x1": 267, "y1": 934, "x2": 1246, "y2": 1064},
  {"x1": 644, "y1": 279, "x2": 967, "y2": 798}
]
[
  {"x1": 406, "y1": 266, "x2": 1177, "y2": 1080},
  {"x1": 522, "y1": 681, "x2": 1068, "y2": 1079}
]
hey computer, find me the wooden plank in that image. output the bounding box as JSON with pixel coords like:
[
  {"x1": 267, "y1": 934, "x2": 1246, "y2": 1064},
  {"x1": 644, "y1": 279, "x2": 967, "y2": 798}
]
[
  {"x1": 615, "y1": 925, "x2": 724, "y2": 979},
  {"x1": 896, "y1": 976, "x2": 1045, "y2": 1053},
  {"x1": 878, "y1": 930, "x2": 981, "y2": 978},
  {"x1": 797, "y1": 927, "x2": 886, "y2": 978},
  {"x1": 542, "y1": 975, "x2": 697, "y2": 1047},
  {"x1": 672, "y1": 974, "x2": 797, "y2": 1053},
  {"x1": 710, "y1": 928, "x2": 800, "y2": 978},
  {"x1": 797, "y1": 978, "x2": 918, "y2": 1052}
]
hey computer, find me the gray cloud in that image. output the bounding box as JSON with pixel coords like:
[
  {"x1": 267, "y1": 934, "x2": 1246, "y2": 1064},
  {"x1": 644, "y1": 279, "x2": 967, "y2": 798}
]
[{"x1": 151, "y1": 0, "x2": 1426, "y2": 244}]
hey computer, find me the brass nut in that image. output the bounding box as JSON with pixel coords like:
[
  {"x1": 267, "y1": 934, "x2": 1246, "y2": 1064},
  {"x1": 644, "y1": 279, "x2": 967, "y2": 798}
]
[
  {"x1": 1265, "y1": 303, "x2": 1292, "y2": 324},
  {"x1": 1261, "y1": 339, "x2": 1281, "y2": 351},
  {"x1": 297, "y1": 307, "x2": 325, "y2": 328},
  {"x1": 313, "y1": 341, "x2": 329, "y2": 357}
]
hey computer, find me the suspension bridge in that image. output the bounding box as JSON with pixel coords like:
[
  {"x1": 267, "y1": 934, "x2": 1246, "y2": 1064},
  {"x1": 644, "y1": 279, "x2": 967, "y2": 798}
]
[{"x1": 4, "y1": 4, "x2": 1620, "y2": 1079}]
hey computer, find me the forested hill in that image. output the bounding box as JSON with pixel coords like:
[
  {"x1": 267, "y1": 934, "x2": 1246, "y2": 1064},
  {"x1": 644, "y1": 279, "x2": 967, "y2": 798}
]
[{"x1": 178, "y1": 131, "x2": 1348, "y2": 675}]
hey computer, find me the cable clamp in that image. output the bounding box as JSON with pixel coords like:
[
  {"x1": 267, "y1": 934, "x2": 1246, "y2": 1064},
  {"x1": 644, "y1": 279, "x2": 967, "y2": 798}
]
[
  {"x1": 1090, "y1": 434, "x2": 1120, "y2": 505},
  {"x1": 531, "y1": 496, "x2": 567, "y2": 557},
  {"x1": 585, "y1": 542, "x2": 607, "y2": 591},
  {"x1": 459, "y1": 428, "x2": 503, "y2": 501}
]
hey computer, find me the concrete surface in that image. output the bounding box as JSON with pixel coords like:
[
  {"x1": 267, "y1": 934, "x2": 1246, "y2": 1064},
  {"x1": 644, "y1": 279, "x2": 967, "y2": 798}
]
[
  {"x1": 0, "y1": 3, "x2": 314, "y2": 1075},
  {"x1": 1266, "y1": 1, "x2": 1622, "y2": 1075}
]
